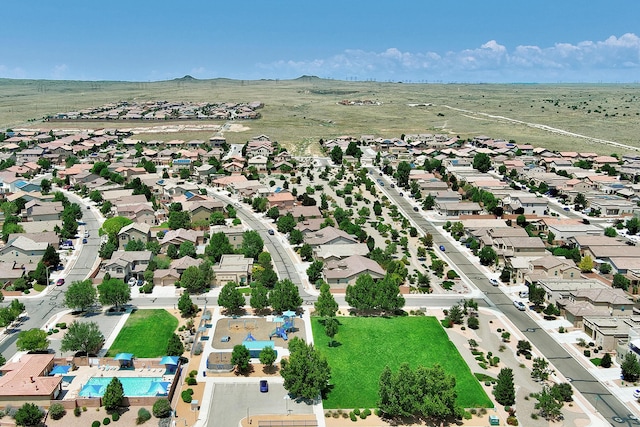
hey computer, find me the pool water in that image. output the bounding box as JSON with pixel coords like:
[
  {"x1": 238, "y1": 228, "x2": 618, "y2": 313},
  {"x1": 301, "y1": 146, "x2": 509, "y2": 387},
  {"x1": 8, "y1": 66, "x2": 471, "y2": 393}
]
[
  {"x1": 79, "y1": 377, "x2": 169, "y2": 397},
  {"x1": 62, "y1": 375, "x2": 75, "y2": 384}
]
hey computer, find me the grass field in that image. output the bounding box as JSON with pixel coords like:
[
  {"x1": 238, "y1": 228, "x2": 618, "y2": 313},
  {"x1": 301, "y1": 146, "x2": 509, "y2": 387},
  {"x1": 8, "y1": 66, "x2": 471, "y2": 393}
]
[
  {"x1": 1, "y1": 77, "x2": 640, "y2": 156},
  {"x1": 311, "y1": 316, "x2": 491, "y2": 410},
  {"x1": 106, "y1": 309, "x2": 178, "y2": 358}
]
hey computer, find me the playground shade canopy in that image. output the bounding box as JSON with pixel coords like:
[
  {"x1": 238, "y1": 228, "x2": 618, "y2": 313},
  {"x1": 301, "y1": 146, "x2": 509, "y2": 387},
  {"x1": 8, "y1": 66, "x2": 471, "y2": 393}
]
[
  {"x1": 282, "y1": 310, "x2": 296, "y2": 318},
  {"x1": 159, "y1": 356, "x2": 179, "y2": 366},
  {"x1": 114, "y1": 353, "x2": 134, "y2": 361}
]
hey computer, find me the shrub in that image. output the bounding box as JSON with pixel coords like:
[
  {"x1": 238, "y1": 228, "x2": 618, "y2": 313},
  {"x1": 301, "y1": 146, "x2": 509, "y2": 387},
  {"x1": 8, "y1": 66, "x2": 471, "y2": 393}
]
[
  {"x1": 136, "y1": 408, "x2": 151, "y2": 424},
  {"x1": 186, "y1": 377, "x2": 197, "y2": 386},
  {"x1": 353, "y1": 408, "x2": 360, "y2": 416},
  {"x1": 531, "y1": 413, "x2": 539, "y2": 420},
  {"x1": 350, "y1": 412, "x2": 357, "y2": 422},
  {"x1": 181, "y1": 389, "x2": 193, "y2": 403},
  {"x1": 506, "y1": 415, "x2": 519, "y2": 425},
  {"x1": 363, "y1": 408, "x2": 371, "y2": 417},
  {"x1": 463, "y1": 411, "x2": 473, "y2": 420},
  {"x1": 74, "y1": 407, "x2": 81, "y2": 417},
  {"x1": 83, "y1": 407, "x2": 87, "y2": 412},
  {"x1": 103, "y1": 417, "x2": 111, "y2": 425},
  {"x1": 152, "y1": 399, "x2": 172, "y2": 418},
  {"x1": 584, "y1": 349, "x2": 591, "y2": 357},
  {"x1": 93, "y1": 421, "x2": 101, "y2": 427},
  {"x1": 49, "y1": 403, "x2": 66, "y2": 420},
  {"x1": 374, "y1": 409, "x2": 381, "y2": 417},
  {"x1": 112, "y1": 412, "x2": 120, "y2": 421},
  {"x1": 189, "y1": 370, "x2": 197, "y2": 378}
]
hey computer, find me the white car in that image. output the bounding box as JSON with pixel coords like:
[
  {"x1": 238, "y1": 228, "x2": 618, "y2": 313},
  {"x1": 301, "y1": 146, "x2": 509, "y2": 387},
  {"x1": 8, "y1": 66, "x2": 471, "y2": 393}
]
[
  {"x1": 513, "y1": 301, "x2": 526, "y2": 311},
  {"x1": 489, "y1": 278, "x2": 499, "y2": 286},
  {"x1": 127, "y1": 277, "x2": 138, "y2": 287},
  {"x1": 634, "y1": 389, "x2": 640, "y2": 399}
]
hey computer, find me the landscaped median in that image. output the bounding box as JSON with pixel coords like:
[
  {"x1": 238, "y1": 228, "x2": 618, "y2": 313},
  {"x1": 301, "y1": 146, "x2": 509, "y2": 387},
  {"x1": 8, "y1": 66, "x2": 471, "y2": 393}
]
[{"x1": 311, "y1": 316, "x2": 492, "y2": 410}]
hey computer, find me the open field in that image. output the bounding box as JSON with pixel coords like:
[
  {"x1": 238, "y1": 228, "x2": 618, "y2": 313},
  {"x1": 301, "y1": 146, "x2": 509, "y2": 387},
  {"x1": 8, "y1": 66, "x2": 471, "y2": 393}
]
[
  {"x1": 311, "y1": 316, "x2": 491, "y2": 410},
  {"x1": 1, "y1": 77, "x2": 640, "y2": 155},
  {"x1": 106, "y1": 309, "x2": 178, "y2": 358}
]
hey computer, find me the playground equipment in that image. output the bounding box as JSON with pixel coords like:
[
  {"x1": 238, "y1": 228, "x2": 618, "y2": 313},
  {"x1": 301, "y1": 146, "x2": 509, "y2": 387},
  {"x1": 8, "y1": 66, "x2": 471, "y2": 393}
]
[
  {"x1": 244, "y1": 332, "x2": 256, "y2": 342},
  {"x1": 269, "y1": 318, "x2": 295, "y2": 341},
  {"x1": 228, "y1": 318, "x2": 258, "y2": 330}
]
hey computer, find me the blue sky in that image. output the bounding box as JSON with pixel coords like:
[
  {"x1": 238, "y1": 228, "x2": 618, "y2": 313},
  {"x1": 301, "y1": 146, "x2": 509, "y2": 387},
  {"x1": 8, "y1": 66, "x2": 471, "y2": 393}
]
[{"x1": 1, "y1": 1, "x2": 639, "y2": 83}]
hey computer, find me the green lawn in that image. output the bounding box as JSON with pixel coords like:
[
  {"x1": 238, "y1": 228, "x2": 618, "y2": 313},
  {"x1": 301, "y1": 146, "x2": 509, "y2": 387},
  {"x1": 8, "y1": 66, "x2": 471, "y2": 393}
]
[
  {"x1": 106, "y1": 309, "x2": 179, "y2": 358},
  {"x1": 312, "y1": 316, "x2": 491, "y2": 409}
]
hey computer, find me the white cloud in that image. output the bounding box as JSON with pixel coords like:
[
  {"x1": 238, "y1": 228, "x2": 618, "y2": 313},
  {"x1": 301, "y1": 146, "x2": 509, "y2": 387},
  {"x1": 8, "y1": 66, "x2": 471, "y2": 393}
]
[
  {"x1": 257, "y1": 33, "x2": 640, "y2": 82},
  {"x1": 51, "y1": 64, "x2": 68, "y2": 79}
]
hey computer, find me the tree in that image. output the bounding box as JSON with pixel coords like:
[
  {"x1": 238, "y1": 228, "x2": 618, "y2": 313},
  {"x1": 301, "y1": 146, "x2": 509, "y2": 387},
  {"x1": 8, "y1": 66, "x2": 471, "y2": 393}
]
[
  {"x1": 64, "y1": 279, "x2": 99, "y2": 312},
  {"x1": 60, "y1": 321, "x2": 104, "y2": 357},
  {"x1": 181, "y1": 265, "x2": 207, "y2": 294},
  {"x1": 578, "y1": 255, "x2": 594, "y2": 272},
  {"x1": 205, "y1": 232, "x2": 234, "y2": 262},
  {"x1": 621, "y1": 352, "x2": 640, "y2": 382},
  {"x1": 14, "y1": 403, "x2": 44, "y2": 427},
  {"x1": 178, "y1": 241, "x2": 196, "y2": 258},
  {"x1": 125, "y1": 239, "x2": 146, "y2": 251},
  {"x1": 396, "y1": 161, "x2": 411, "y2": 188},
  {"x1": 259, "y1": 346, "x2": 277, "y2": 370},
  {"x1": 168, "y1": 211, "x2": 191, "y2": 230},
  {"x1": 315, "y1": 283, "x2": 338, "y2": 318},
  {"x1": 289, "y1": 229, "x2": 304, "y2": 245},
  {"x1": 534, "y1": 386, "x2": 564, "y2": 421},
  {"x1": 299, "y1": 243, "x2": 313, "y2": 261},
  {"x1": 241, "y1": 230, "x2": 264, "y2": 260},
  {"x1": 473, "y1": 152, "x2": 491, "y2": 173},
  {"x1": 103, "y1": 377, "x2": 125, "y2": 411},
  {"x1": 306, "y1": 260, "x2": 324, "y2": 283},
  {"x1": 447, "y1": 304, "x2": 464, "y2": 324},
  {"x1": 529, "y1": 284, "x2": 546, "y2": 307},
  {"x1": 330, "y1": 146, "x2": 343, "y2": 164},
  {"x1": 531, "y1": 357, "x2": 552, "y2": 381},
  {"x1": 517, "y1": 340, "x2": 532, "y2": 357},
  {"x1": 281, "y1": 337, "x2": 331, "y2": 400},
  {"x1": 166, "y1": 333, "x2": 185, "y2": 356},
  {"x1": 600, "y1": 352, "x2": 613, "y2": 368},
  {"x1": 98, "y1": 278, "x2": 131, "y2": 308},
  {"x1": 100, "y1": 216, "x2": 133, "y2": 237},
  {"x1": 613, "y1": 273, "x2": 630, "y2": 291},
  {"x1": 270, "y1": 279, "x2": 302, "y2": 313},
  {"x1": 627, "y1": 217, "x2": 640, "y2": 235},
  {"x1": 550, "y1": 383, "x2": 573, "y2": 402},
  {"x1": 152, "y1": 398, "x2": 172, "y2": 419},
  {"x1": 16, "y1": 328, "x2": 49, "y2": 352},
  {"x1": 266, "y1": 206, "x2": 280, "y2": 221},
  {"x1": 177, "y1": 292, "x2": 198, "y2": 318},
  {"x1": 345, "y1": 140, "x2": 362, "y2": 158},
  {"x1": 494, "y1": 368, "x2": 515, "y2": 406},
  {"x1": 231, "y1": 344, "x2": 251, "y2": 373},
  {"x1": 604, "y1": 227, "x2": 618, "y2": 237},
  {"x1": 324, "y1": 317, "x2": 339, "y2": 347},
  {"x1": 277, "y1": 213, "x2": 296, "y2": 233},
  {"x1": 574, "y1": 193, "x2": 588, "y2": 211},
  {"x1": 166, "y1": 244, "x2": 178, "y2": 259},
  {"x1": 42, "y1": 245, "x2": 58, "y2": 270},
  {"x1": 210, "y1": 211, "x2": 226, "y2": 225},
  {"x1": 478, "y1": 246, "x2": 497, "y2": 266},
  {"x1": 250, "y1": 284, "x2": 270, "y2": 314},
  {"x1": 218, "y1": 282, "x2": 245, "y2": 314}
]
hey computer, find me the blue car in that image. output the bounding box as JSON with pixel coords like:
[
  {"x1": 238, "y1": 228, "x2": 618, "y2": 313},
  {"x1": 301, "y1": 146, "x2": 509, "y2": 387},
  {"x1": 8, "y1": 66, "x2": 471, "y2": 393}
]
[
  {"x1": 439, "y1": 245, "x2": 445, "y2": 251},
  {"x1": 260, "y1": 380, "x2": 269, "y2": 393}
]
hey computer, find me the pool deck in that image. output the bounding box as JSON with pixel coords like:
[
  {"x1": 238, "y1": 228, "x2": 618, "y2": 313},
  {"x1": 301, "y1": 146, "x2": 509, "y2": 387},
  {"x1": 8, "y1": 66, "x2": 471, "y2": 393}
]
[{"x1": 62, "y1": 364, "x2": 176, "y2": 400}]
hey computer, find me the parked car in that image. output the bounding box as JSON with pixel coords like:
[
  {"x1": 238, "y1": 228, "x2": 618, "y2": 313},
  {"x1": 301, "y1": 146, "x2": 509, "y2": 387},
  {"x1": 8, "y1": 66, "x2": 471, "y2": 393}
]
[
  {"x1": 634, "y1": 389, "x2": 640, "y2": 399},
  {"x1": 127, "y1": 277, "x2": 138, "y2": 287},
  {"x1": 439, "y1": 245, "x2": 445, "y2": 251},
  {"x1": 390, "y1": 184, "x2": 395, "y2": 188},
  {"x1": 413, "y1": 206, "x2": 419, "y2": 212},
  {"x1": 268, "y1": 229, "x2": 275, "y2": 235},
  {"x1": 489, "y1": 278, "x2": 499, "y2": 286},
  {"x1": 513, "y1": 301, "x2": 526, "y2": 311},
  {"x1": 82, "y1": 238, "x2": 88, "y2": 244},
  {"x1": 56, "y1": 278, "x2": 65, "y2": 286},
  {"x1": 260, "y1": 380, "x2": 269, "y2": 393}
]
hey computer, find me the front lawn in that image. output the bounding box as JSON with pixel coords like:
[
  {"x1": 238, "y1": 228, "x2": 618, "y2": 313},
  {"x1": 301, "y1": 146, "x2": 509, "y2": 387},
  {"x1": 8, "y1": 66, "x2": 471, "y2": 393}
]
[
  {"x1": 106, "y1": 309, "x2": 179, "y2": 357},
  {"x1": 312, "y1": 316, "x2": 491, "y2": 410}
]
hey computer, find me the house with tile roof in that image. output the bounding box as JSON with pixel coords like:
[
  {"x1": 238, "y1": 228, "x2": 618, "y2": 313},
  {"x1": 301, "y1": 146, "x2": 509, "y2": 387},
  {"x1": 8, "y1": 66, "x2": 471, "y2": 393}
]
[
  {"x1": 0, "y1": 353, "x2": 62, "y2": 406},
  {"x1": 323, "y1": 255, "x2": 385, "y2": 287}
]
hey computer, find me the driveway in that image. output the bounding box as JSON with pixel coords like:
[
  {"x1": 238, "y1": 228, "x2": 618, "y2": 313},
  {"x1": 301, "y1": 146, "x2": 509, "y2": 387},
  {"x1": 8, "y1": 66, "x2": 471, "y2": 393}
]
[{"x1": 207, "y1": 382, "x2": 314, "y2": 427}]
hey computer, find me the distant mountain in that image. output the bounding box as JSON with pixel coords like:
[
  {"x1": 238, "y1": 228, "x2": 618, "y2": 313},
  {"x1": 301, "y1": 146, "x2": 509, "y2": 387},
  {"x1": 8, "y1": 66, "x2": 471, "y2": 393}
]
[
  {"x1": 174, "y1": 75, "x2": 198, "y2": 81},
  {"x1": 294, "y1": 75, "x2": 321, "y2": 81}
]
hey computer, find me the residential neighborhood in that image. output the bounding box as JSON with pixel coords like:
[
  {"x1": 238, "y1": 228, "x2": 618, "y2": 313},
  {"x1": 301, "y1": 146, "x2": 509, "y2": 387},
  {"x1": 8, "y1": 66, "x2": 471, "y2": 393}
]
[{"x1": 1, "y1": 121, "x2": 640, "y2": 427}]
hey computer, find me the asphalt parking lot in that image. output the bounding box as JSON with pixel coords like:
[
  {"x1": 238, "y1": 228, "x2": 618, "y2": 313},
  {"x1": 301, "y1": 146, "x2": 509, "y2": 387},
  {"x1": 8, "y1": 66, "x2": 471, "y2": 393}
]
[{"x1": 207, "y1": 382, "x2": 314, "y2": 427}]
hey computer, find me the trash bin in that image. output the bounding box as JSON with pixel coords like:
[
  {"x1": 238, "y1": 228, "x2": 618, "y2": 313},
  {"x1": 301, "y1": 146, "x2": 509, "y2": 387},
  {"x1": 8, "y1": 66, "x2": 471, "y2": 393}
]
[{"x1": 489, "y1": 415, "x2": 499, "y2": 426}]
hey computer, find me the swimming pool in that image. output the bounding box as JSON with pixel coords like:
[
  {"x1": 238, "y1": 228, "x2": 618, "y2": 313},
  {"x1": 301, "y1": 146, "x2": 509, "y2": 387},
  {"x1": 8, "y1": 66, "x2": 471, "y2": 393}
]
[{"x1": 79, "y1": 377, "x2": 169, "y2": 397}]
